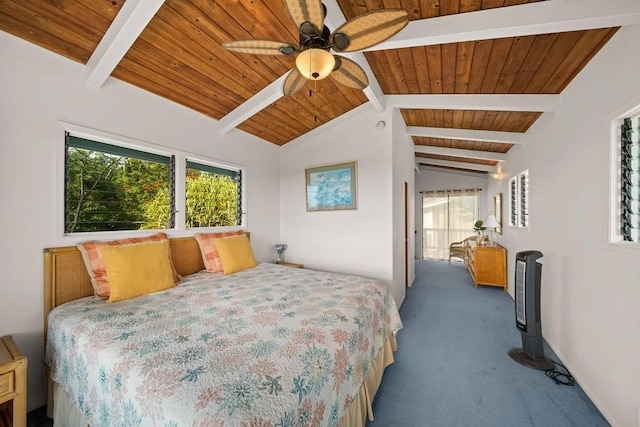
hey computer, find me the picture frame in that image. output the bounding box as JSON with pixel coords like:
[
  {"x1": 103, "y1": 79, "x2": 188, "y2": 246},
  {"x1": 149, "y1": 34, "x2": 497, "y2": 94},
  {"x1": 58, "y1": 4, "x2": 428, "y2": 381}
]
[
  {"x1": 494, "y1": 193, "x2": 503, "y2": 235},
  {"x1": 305, "y1": 161, "x2": 357, "y2": 211}
]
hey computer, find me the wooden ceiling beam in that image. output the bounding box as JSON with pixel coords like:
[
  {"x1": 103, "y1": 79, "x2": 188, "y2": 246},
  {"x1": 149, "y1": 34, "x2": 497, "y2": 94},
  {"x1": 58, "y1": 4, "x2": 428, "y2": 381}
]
[
  {"x1": 85, "y1": 0, "x2": 165, "y2": 88},
  {"x1": 415, "y1": 146, "x2": 507, "y2": 162},
  {"x1": 416, "y1": 158, "x2": 497, "y2": 173},
  {"x1": 218, "y1": 73, "x2": 287, "y2": 134},
  {"x1": 367, "y1": 0, "x2": 640, "y2": 52},
  {"x1": 387, "y1": 94, "x2": 559, "y2": 112},
  {"x1": 323, "y1": 0, "x2": 385, "y2": 112},
  {"x1": 407, "y1": 126, "x2": 525, "y2": 145},
  {"x1": 218, "y1": 0, "x2": 386, "y2": 134}
]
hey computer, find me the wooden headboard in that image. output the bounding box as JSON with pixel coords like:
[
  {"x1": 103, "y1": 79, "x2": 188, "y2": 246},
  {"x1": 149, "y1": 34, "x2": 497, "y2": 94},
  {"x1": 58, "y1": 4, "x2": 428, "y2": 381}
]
[{"x1": 43, "y1": 234, "x2": 248, "y2": 336}]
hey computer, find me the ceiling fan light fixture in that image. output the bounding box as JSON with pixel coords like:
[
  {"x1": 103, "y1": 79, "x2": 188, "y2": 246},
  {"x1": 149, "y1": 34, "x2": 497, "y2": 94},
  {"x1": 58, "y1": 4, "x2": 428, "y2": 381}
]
[{"x1": 296, "y1": 48, "x2": 335, "y2": 80}]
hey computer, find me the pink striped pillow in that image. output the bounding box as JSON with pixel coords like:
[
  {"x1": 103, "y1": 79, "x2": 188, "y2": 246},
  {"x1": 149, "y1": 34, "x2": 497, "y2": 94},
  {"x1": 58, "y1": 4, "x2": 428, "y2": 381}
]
[
  {"x1": 194, "y1": 230, "x2": 245, "y2": 272},
  {"x1": 78, "y1": 232, "x2": 180, "y2": 299}
]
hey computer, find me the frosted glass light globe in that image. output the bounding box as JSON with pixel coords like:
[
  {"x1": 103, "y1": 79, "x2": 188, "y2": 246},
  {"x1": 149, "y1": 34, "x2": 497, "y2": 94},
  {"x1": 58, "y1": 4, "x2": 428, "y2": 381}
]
[{"x1": 296, "y1": 49, "x2": 335, "y2": 80}]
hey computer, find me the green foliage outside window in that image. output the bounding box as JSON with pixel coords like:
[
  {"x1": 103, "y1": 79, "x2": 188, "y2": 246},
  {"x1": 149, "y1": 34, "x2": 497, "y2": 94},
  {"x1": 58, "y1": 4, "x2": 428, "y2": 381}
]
[
  {"x1": 66, "y1": 145, "x2": 239, "y2": 233},
  {"x1": 141, "y1": 171, "x2": 239, "y2": 229},
  {"x1": 185, "y1": 170, "x2": 238, "y2": 228},
  {"x1": 66, "y1": 148, "x2": 171, "y2": 233}
]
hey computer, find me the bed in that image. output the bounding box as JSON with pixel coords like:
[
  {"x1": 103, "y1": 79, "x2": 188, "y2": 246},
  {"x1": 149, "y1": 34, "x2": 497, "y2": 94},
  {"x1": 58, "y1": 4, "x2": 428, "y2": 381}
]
[{"x1": 43, "y1": 235, "x2": 402, "y2": 426}]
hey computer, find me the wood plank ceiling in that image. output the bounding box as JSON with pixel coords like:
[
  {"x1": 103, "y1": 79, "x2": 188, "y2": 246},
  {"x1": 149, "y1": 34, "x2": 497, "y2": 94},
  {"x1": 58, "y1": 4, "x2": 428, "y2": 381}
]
[{"x1": 0, "y1": 0, "x2": 626, "y2": 174}]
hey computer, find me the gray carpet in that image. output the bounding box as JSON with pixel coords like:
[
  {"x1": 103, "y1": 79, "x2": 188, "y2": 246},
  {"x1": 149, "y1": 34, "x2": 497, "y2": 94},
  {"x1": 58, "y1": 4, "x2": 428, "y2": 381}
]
[{"x1": 367, "y1": 259, "x2": 609, "y2": 427}]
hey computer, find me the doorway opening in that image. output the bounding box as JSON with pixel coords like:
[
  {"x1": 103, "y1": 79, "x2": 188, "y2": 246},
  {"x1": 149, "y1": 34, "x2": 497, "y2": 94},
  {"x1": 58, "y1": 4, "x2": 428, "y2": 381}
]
[{"x1": 422, "y1": 190, "x2": 478, "y2": 260}]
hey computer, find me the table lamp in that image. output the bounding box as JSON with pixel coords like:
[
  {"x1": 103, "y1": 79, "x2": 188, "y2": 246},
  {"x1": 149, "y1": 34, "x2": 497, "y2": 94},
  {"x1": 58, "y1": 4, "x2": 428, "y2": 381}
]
[{"x1": 484, "y1": 214, "x2": 501, "y2": 246}]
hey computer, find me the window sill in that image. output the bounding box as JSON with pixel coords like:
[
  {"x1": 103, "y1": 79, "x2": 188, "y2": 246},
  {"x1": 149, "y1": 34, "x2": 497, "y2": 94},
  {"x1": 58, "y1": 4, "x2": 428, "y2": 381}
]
[{"x1": 607, "y1": 240, "x2": 640, "y2": 257}]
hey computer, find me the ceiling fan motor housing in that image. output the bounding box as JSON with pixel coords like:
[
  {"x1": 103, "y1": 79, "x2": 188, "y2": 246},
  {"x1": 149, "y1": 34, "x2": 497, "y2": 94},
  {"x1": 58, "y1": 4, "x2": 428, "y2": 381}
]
[{"x1": 299, "y1": 24, "x2": 332, "y2": 52}]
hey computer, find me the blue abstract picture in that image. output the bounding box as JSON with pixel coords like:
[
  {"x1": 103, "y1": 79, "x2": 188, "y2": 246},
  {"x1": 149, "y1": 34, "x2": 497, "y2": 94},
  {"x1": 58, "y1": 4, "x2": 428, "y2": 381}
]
[{"x1": 306, "y1": 162, "x2": 357, "y2": 211}]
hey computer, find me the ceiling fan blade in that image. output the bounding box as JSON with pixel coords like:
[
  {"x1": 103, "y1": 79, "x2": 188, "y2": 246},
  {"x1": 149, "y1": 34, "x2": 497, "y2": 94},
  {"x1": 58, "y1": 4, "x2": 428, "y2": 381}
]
[
  {"x1": 283, "y1": 67, "x2": 308, "y2": 96},
  {"x1": 284, "y1": 0, "x2": 324, "y2": 38},
  {"x1": 222, "y1": 40, "x2": 298, "y2": 56},
  {"x1": 329, "y1": 55, "x2": 368, "y2": 90},
  {"x1": 331, "y1": 9, "x2": 409, "y2": 52}
]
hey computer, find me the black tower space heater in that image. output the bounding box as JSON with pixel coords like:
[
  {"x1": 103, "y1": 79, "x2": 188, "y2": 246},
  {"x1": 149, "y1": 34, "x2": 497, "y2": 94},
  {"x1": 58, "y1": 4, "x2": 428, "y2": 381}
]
[{"x1": 508, "y1": 250, "x2": 555, "y2": 371}]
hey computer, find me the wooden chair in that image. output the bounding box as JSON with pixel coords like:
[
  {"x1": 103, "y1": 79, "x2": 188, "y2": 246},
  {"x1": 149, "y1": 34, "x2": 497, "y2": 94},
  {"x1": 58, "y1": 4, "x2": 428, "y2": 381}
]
[{"x1": 449, "y1": 236, "x2": 476, "y2": 264}]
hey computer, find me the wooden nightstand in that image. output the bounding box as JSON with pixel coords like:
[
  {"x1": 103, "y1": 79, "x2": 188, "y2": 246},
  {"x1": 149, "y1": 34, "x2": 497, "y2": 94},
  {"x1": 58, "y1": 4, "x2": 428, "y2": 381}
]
[
  {"x1": 276, "y1": 262, "x2": 304, "y2": 268},
  {"x1": 0, "y1": 336, "x2": 27, "y2": 427}
]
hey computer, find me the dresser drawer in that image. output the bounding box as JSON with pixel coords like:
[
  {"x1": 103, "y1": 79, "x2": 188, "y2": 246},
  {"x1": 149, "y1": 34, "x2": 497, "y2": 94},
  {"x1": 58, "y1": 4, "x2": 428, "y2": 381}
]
[{"x1": 0, "y1": 372, "x2": 13, "y2": 397}]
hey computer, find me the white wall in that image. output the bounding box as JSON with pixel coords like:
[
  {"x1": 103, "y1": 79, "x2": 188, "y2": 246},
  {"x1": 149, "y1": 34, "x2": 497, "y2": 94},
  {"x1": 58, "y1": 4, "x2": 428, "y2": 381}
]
[
  {"x1": 0, "y1": 32, "x2": 281, "y2": 411},
  {"x1": 391, "y1": 109, "x2": 416, "y2": 289},
  {"x1": 279, "y1": 105, "x2": 410, "y2": 305},
  {"x1": 487, "y1": 25, "x2": 640, "y2": 427},
  {"x1": 414, "y1": 168, "x2": 488, "y2": 258}
]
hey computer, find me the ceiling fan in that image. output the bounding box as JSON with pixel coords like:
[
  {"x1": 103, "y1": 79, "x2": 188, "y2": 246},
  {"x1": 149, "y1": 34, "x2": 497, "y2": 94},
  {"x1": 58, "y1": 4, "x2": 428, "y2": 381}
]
[{"x1": 222, "y1": 0, "x2": 409, "y2": 96}]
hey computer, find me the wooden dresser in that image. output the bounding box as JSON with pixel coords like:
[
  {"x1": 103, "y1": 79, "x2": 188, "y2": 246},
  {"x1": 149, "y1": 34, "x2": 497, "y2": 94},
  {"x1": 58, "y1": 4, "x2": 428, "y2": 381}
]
[
  {"x1": 464, "y1": 240, "x2": 507, "y2": 291},
  {"x1": 0, "y1": 336, "x2": 27, "y2": 427}
]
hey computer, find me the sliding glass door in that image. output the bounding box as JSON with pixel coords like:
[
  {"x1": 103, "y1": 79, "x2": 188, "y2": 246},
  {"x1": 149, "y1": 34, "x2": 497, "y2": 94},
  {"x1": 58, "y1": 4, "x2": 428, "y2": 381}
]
[{"x1": 422, "y1": 190, "x2": 478, "y2": 260}]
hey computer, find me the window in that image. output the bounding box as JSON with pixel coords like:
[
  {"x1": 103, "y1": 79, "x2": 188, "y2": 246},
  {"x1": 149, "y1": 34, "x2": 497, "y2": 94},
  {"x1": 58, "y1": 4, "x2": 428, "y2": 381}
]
[
  {"x1": 508, "y1": 176, "x2": 518, "y2": 227},
  {"x1": 508, "y1": 170, "x2": 529, "y2": 228},
  {"x1": 65, "y1": 134, "x2": 175, "y2": 233},
  {"x1": 63, "y1": 130, "x2": 244, "y2": 235},
  {"x1": 186, "y1": 161, "x2": 242, "y2": 228},
  {"x1": 615, "y1": 110, "x2": 639, "y2": 243},
  {"x1": 421, "y1": 189, "x2": 479, "y2": 260},
  {"x1": 519, "y1": 170, "x2": 529, "y2": 228}
]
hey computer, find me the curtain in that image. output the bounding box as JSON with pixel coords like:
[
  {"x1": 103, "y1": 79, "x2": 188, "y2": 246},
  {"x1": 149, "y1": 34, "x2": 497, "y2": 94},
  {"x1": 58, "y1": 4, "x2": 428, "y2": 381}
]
[{"x1": 422, "y1": 189, "x2": 479, "y2": 260}]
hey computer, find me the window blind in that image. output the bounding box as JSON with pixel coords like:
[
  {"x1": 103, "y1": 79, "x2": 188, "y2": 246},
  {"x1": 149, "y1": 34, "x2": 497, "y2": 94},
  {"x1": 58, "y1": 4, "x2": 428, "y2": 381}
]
[
  {"x1": 509, "y1": 176, "x2": 518, "y2": 227},
  {"x1": 621, "y1": 116, "x2": 640, "y2": 242},
  {"x1": 186, "y1": 160, "x2": 239, "y2": 179},
  {"x1": 519, "y1": 171, "x2": 529, "y2": 228},
  {"x1": 68, "y1": 135, "x2": 171, "y2": 165}
]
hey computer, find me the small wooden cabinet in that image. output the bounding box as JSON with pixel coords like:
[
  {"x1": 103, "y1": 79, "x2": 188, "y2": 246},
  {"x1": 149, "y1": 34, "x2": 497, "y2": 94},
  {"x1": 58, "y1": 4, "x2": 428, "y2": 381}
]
[
  {"x1": 464, "y1": 240, "x2": 507, "y2": 291},
  {"x1": 0, "y1": 336, "x2": 27, "y2": 427}
]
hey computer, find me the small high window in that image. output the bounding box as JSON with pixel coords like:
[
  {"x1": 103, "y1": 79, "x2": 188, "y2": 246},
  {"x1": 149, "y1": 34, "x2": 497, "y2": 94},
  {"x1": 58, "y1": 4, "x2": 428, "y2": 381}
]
[
  {"x1": 508, "y1": 176, "x2": 518, "y2": 227},
  {"x1": 619, "y1": 112, "x2": 639, "y2": 243},
  {"x1": 508, "y1": 170, "x2": 529, "y2": 229},
  {"x1": 518, "y1": 170, "x2": 529, "y2": 228}
]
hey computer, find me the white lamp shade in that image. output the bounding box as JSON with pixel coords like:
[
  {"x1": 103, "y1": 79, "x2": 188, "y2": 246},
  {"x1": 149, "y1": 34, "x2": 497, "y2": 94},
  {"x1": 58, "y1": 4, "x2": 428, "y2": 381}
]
[
  {"x1": 484, "y1": 214, "x2": 501, "y2": 229},
  {"x1": 296, "y1": 48, "x2": 335, "y2": 80}
]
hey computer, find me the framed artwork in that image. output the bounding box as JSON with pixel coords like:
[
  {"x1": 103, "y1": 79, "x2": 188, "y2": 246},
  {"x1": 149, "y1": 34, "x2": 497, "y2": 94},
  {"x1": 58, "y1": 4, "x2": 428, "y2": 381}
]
[
  {"x1": 305, "y1": 161, "x2": 357, "y2": 211},
  {"x1": 493, "y1": 193, "x2": 503, "y2": 235}
]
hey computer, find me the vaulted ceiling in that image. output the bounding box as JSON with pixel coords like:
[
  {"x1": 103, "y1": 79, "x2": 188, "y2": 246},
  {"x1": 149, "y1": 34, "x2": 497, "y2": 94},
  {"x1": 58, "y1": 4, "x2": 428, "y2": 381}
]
[{"x1": 1, "y1": 0, "x2": 637, "y2": 174}]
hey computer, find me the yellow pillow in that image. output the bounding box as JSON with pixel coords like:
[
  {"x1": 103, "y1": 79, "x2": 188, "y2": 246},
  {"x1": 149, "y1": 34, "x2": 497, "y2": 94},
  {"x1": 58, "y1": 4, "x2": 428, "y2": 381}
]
[
  {"x1": 212, "y1": 234, "x2": 258, "y2": 275},
  {"x1": 100, "y1": 240, "x2": 176, "y2": 303}
]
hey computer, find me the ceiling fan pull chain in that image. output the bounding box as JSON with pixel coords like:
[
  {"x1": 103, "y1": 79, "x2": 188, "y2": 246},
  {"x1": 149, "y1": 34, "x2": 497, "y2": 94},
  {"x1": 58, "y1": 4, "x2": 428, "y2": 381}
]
[{"x1": 314, "y1": 80, "x2": 318, "y2": 123}]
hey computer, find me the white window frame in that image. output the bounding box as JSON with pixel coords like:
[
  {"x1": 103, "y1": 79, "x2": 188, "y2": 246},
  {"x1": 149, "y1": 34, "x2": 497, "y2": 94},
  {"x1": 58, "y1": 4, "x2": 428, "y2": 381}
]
[
  {"x1": 609, "y1": 101, "x2": 640, "y2": 253},
  {"x1": 56, "y1": 122, "x2": 247, "y2": 242}
]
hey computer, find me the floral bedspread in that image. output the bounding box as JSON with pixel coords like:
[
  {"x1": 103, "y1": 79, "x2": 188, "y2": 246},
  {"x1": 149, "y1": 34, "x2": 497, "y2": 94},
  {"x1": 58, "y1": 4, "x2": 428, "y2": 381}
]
[{"x1": 46, "y1": 263, "x2": 402, "y2": 427}]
